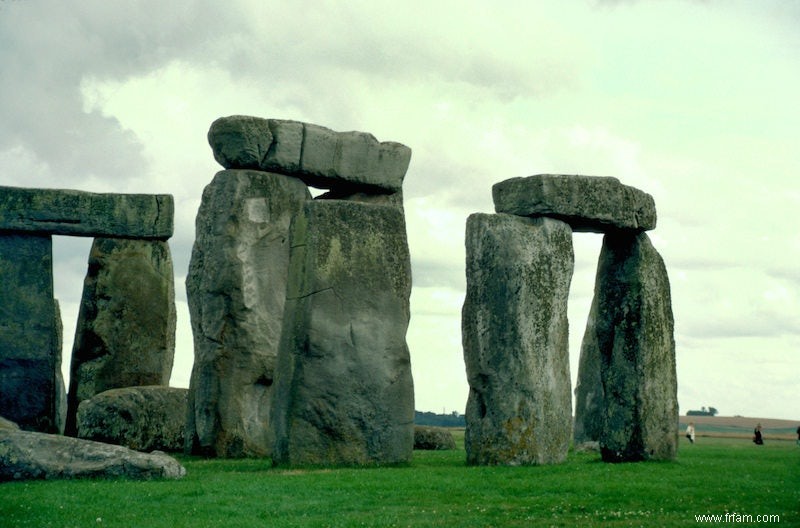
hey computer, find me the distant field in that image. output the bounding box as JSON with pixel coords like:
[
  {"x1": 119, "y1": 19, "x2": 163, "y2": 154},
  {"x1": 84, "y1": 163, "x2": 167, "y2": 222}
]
[
  {"x1": 680, "y1": 415, "x2": 799, "y2": 440},
  {"x1": 2, "y1": 432, "x2": 798, "y2": 526}
]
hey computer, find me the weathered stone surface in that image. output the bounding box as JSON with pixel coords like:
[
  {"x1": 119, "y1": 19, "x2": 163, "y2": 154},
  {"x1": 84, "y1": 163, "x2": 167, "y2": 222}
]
[
  {"x1": 0, "y1": 185, "x2": 173, "y2": 239},
  {"x1": 185, "y1": 170, "x2": 310, "y2": 457},
  {"x1": 0, "y1": 416, "x2": 19, "y2": 430},
  {"x1": 77, "y1": 386, "x2": 187, "y2": 452},
  {"x1": 462, "y1": 214, "x2": 573, "y2": 466},
  {"x1": 492, "y1": 175, "x2": 656, "y2": 232},
  {"x1": 65, "y1": 238, "x2": 176, "y2": 436},
  {"x1": 270, "y1": 200, "x2": 414, "y2": 467},
  {"x1": 0, "y1": 234, "x2": 64, "y2": 433},
  {"x1": 414, "y1": 426, "x2": 456, "y2": 450},
  {"x1": 573, "y1": 316, "x2": 604, "y2": 446},
  {"x1": 0, "y1": 428, "x2": 186, "y2": 481},
  {"x1": 585, "y1": 231, "x2": 678, "y2": 462},
  {"x1": 208, "y1": 116, "x2": 411, "y2": 193}
]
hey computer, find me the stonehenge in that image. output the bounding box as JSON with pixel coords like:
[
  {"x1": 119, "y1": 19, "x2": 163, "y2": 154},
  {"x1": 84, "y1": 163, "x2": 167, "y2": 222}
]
[
  {"x1": 463, "y1": 174, "x2": 678, "y2": 464},
  {"x1": 1, "y1": 118, "x2": 678, "y2": 475},
  {"x1": 187, "y1": 116, "x2": 414, "y2": 464},
  {"x1": 0, "y1": 186, "x2": 176, "y2": 438}
]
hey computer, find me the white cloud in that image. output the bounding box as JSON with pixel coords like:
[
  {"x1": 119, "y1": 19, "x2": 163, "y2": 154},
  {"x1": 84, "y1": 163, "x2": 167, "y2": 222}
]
[{"x1": 2, "y1": 0, "x2": 798, "y2": 420}]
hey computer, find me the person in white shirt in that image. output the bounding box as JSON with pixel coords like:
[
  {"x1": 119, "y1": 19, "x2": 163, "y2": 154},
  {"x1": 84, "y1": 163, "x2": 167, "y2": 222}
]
[{"x1": 685, "y1": 422, "x2": 695, "y2": 444}]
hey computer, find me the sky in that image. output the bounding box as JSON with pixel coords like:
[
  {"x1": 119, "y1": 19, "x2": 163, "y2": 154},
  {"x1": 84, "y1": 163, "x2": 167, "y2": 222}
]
[{"x1": 1, "y1": 0, "x2": 798, "y2": 420}]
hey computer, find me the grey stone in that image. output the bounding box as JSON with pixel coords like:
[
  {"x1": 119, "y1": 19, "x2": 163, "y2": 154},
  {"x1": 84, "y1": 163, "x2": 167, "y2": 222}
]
[
  {"x1": 0, "y1": 185, "x2": 173, "y2": 239},
  {"x1": 492, "y1": 175, "x2": 656, "y2": 232},
  {"x1": 462, "y1": 214, "x2": 573, "y2": 465},
  {"x1": 414, "y1": 426, "x2": 457, "y2": 450},
  {"x1": 0, "y1": 428, "x2": 186, "y2": 481},
  {"x1": 584, "y1": 231, "x2": 678, "y2": 462},
  {"x1": 0, "y1": 416, "x2": 19, "y2": 430},
  {"x1": 185, "y1": 170, "x2": 310, "y2": 457},
  {"x1": 0, "y1": 234, "x2": 63, "y2": 433},
  {"x1": 573, "y1": 316, "x2": 604, "y2": 445},
  {"x1": 207, "y1": 116, "x2": 411, "y2": 193},
  {"x1": 270, "y1": 200, "x2": 414, "y2": 467},
  {"x1": 65, "y1": 238, "x2": 176, "y2": 436},
  {"x1": 77, "y1": 386, "x2": 188, "y2": 452},
  {"x1": 207, "y1": 115, "x2": 274, "y2": 170}
]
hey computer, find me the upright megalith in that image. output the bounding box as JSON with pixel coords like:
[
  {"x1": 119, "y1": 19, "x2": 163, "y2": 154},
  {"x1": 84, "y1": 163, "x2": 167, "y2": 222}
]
[
  {"x1": 0, "y1": 234, "x2": 64, "y2": 433},
  {"x1": 582, "y1": 231, "x2": 678, "y2": 462},
  {"x1": 270, "y1": 200, "x2": 414, "y2": 467},
  {"x1": 65, "y1": 237, "x2": 176, "y2": 436},
  {"x1": 462, "y1": 214, "x2": 574, "y2": 465},
  {"x1": 185, "y1": 170, "x2": 310, "y2": 457}
]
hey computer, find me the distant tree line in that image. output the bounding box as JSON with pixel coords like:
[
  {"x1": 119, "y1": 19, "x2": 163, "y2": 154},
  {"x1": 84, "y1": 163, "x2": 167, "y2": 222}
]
[
  {"x1": 414, "y1": 410, "x2": 465, "y2": 427},
  {"x1": 687, "y1": 406, "x2": 718, "y2": 417}
]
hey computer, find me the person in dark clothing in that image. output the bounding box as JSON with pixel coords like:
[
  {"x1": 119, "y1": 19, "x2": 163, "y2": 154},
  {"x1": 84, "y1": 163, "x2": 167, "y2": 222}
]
[{"x1": 753, "y1": 423, "x2": 764, "y2": 445}]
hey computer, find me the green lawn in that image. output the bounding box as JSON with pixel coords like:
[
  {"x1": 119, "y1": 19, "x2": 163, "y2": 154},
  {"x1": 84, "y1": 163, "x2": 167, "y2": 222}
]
[{"x1": 2, "y1": 435, "x2": 798, "y2": 527}]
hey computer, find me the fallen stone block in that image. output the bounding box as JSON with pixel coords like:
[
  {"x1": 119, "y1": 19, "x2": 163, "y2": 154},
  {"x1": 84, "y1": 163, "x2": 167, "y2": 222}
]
[
  {"x1": 413, "y1": 426, "x2": 456, "y2": 450},
  {"x1": 77, "y1": 386, "x2": 187, "y2": 452},
  {"x1": 0, "y1": 186, "x2": 173, "y2": 239},
  {"x1": 0, "y1": 428, "x2": 186, "y2": 481},
  {"x1": 492, "y1": 174, "x2": 656, "y2": 232}
]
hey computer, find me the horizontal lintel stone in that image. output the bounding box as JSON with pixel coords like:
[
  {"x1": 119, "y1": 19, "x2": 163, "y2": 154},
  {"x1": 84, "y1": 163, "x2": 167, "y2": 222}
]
[
  {"x1": 0, "y1": 186, "x2": 174, "y2": 239},
  {"x1": 207, "y1": 116, "x2": 411, "y2": 194},
  {"x1": 492, "y1": 174, "x2": 656, "y2": 232}
]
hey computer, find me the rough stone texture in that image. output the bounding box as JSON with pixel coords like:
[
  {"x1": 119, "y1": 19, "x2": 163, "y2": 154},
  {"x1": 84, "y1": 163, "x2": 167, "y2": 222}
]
[
  {"x1": 208, "y1": 116, "x2": 411, "y2": 193},
  {"x1": 77, "y1": 386, "x2": 188, "y2": 452},
  {"x1": 270, "y1": 200, "x2": 414, "y2": 467},
  {"x1": 185, "y1": 170, "x2": 310, "y2": 457},
  {"x1": 0, "y1": 416, "x2": 19, "y2": 430},
  {"x1": 492, "y1": 175, "x2": 656, "y2": 232},
  {"x1": 573, "y1": 317, "x2": 604, "y2": 446},
  {"x1": 0, "y1": 185, "x2": 173, "y2": 239},
  {"x1": 585, "y1": 231, "x2": 678, "y2": 462},
  {"x1": 462, "y1": 214, "x2": 574, "y2": 466},
  {"x1": 65, "y1": 238, "x2": 176, "y2": 436},
  {"x1": 0, "y1": 428, "x2": 186, "y2": 481},
  {"x1": 0, "y1": 234, "x2": 64, "y2": 433},
  {"x1": 414, "y1": 426, "x2": 457, "y2": 450}
]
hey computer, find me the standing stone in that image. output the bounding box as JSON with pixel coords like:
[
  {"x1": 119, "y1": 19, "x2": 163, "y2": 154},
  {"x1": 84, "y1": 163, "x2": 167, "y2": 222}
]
[
  {"x1": 0, "y1": 234, "x2": 63, "y2": 433},
  {"x1": 572, "y1": 316, "x2": 604, "y2": 446},
  {"x1": 462, "y1": 214, "x2": 574, "y2": 465},
  {"x1": 185, "y1": 170, "x2": 310, "y2": 457},
  {"x1": 586, "y1": 231, "x2": 678, "y2": 462},
  {"x1": 65, "y1": 238, "x2": 176, "y2": 436},
  {"x1": 270, "y1": 200, "x2": 414, "y2": 467}
]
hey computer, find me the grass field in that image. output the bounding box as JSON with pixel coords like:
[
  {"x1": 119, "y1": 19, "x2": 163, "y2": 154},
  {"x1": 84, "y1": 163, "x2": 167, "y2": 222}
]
[{"x1": 2, "y1": 432, "x2": 798, "y2": 527}]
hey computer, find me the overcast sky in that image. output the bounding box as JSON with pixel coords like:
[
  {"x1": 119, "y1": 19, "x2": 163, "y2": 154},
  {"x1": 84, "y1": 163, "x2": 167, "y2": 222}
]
[{"x1": 2, "y1": 0, "x2": 798, "y2": 420}]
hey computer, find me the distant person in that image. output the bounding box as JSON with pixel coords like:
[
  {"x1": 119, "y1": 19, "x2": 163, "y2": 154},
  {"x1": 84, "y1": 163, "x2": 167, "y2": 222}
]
[
  {"x1": 753, "y1": 423, "x2": 764, "y2": 445},
  {"x1": 685, "y1": 422, "x2": 695, "y2": 444}
]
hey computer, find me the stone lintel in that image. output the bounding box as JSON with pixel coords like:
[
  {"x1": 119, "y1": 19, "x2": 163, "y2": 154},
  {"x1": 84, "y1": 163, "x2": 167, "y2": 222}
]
[
  {"x1": 0, "y1": 186, "x2": 174, "y2": 239},
  {"x1": 492, "y1": 174, "x2": 656, "y2": 232},
  {"x1": 207, "y1": 116, "x2": 411, "y2": 194}
]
